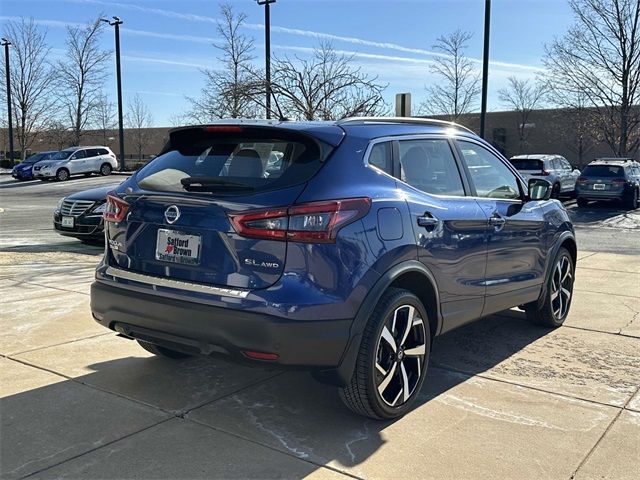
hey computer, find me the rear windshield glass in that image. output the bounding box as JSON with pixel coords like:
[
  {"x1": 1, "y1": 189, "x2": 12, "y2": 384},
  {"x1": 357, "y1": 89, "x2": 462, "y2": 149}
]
[
  {"x1": 509, "y1": 159, "x2": 543, "y2": 170},
  {"x1": 137, "y1": 129, "x2": 326, "y2": 194},
  {"x1": 582, "y1": 165, "x2": 624, "y2": 177},
  {"x1": 23, "y1": 154, "x2": 44, "y2": 164}
]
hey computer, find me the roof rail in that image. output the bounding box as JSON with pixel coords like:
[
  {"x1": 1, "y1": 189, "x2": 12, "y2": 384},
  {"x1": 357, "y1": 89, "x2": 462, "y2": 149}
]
[{"x1": 336, "y1": 116, "x2": 476, "y2": 135}]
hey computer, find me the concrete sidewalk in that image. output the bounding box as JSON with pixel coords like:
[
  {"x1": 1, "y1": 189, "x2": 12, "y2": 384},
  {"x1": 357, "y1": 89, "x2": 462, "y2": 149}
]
[{"x1": 1, "y1": 247, "x2": 638, "y2": 480}]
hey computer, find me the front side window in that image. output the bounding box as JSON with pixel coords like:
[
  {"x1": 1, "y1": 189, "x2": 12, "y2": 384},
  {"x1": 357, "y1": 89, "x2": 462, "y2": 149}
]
[
  {"x1": 72, "y1": 150, "x2": 86, "y2": 159},
  {"x1": 397, "y1": 138, "x2": 465, "y2": 196},
  {"x1": 51, "y1": 150, "x2": 75, "y2": 160},
  {"x1": 457, "y1": 141, "x2": 521, "y2": 199}
]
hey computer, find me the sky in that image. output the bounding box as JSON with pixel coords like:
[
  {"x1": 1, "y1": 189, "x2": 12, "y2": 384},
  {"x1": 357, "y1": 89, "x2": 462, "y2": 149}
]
[{"x1": 0, "y1": 0, "x2": 575, "y2": 127}]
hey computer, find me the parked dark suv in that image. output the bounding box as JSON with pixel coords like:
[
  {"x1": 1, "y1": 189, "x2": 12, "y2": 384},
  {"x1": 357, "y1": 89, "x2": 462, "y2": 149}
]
[
  {"x1": 576, "y1": 158, "x2": 640, "y2": 209},
  {"x1": 91, "y1": 118, "x2": 577, "y2": 419}
]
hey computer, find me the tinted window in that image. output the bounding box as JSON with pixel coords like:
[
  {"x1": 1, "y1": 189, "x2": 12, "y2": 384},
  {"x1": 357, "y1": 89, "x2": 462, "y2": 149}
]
[
  {"x1": 582, "y1": 165, "x2": 624, "y2": 177},
  {"x1": 85, "y1": 149, "x2": 99, "y2": 158},
  {"x1": 98, "y1": 148, "x2": 109, "y2": 155},
  {"x1": 367, "y1": 142, "x2": 392, "y2": 174},
  {"x1": 457, "y1": 141, "x2": 521, "y2": 199},
  {"x1": 72, "y1": 150, "x2": 86, "y2": 159},
  {"x1": 398, "y1": 139, "x2": 465, "y2": 196},
  {"x1": 510, "y1": 158, "x2": 543, "y2": 170},
  {"x1": 137, "y1": 130, "x2": 325, "y2": 195}
]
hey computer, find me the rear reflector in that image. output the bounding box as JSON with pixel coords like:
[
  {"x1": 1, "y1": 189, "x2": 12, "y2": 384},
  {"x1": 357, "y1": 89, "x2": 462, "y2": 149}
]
[
  {"x1": 103, "y1": 193, "x2": 129, "y2": 223},
  {"x1": 229, "y1": 198, "x2": 371, "y2": 243},
  {"x1": 243, "y1": 351, "x2": 279, "y2": 361}
]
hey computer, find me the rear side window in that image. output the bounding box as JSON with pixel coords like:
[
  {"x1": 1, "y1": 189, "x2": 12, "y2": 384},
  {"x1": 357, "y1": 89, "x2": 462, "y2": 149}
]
[
  {"x1": 86, "y1": 149, "x2": 99, "y2": 158},
  {"x1": 398, "y1": 139, "x2": 465, "y2": 196},
  {"x1": 582, "y1": 165, "x2": 624, "y2": 177},
  {"x1": 367, "y1": 142, "x2": 392, "y2": 174},
  {"x1": 137, "y1": 128, "x2": 327, "y2": 194},
  {"x1": 97, "y1": 148, "x2": 109, "y2": 156},
  {"x1": 510, "y1": 158, "x2": 542, "y2": 171}
]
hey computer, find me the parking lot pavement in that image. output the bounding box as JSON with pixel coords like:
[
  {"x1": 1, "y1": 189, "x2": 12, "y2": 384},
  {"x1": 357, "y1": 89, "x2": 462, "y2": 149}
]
[{"x1": 1, "y1": 178, "x2": 639, "y2": 479}]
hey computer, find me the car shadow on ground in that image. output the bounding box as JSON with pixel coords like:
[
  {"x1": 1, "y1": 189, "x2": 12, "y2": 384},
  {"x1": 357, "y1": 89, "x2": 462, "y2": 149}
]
[
  {"x1": 0, "y1": 241, "x2": 104, "y2": 256},
  {"x1": 2, "y1": 313, "x2": 551, "y2": 478},
  {"x1": 567, "y1": 199, "x2": 637, "y2": 226}
]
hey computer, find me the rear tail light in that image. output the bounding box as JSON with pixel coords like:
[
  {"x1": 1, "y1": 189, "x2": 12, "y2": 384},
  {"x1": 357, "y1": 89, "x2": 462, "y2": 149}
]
[
  {"x1": 203, "y1": 126, "x2": 244, "y2": 133},
  {"x1": 612, "y1": 178, "x2": 628, "y2": 185},
  {"x1": 103, "y1": 194, "x2": 129, "y2": 222},
  {"x1": 577, "y1": 176, "x2": 588, "y2": 185},
  {"x1": 230, "y1": 198, "x2": 371, "y2": 243},
  {"x1": 537, "y1": 170, "x2": 551, "y2": 176},
  {"x1": 243, "y1": 351, "x2": 279, "y2": 361}
]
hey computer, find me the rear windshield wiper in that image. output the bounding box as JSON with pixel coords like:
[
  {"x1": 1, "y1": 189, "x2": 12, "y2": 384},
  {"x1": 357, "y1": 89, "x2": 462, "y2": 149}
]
[{"x1": 180, "y1": 177, "x2": 255, "y2": 192}]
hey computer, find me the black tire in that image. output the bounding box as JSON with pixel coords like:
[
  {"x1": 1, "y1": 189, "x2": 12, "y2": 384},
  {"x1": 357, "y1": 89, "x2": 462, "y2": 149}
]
[
  {"x1": 551, "y1": 183, "x2": 561, "y2": 199},
  {"x1": 576, "y1": 197, "x2": 589, "y2": 208},
  {"x1": 100, "y1": 163, "x2": 112, "y2": 176},
  {"x1": 56, "y1": 168, "x2": 70, "y2": 182},
  {"x1": 524, "y1": 247, "x2": 574, "y2": 328},
  {"x1": 339, "y1": 288, "x2": 431, "y2": 420},
  {"x1": 627, "y1": 188, "x2": 639, "y2": 210},
  {"x1": 136, "y1": 339, "x2": 192, "y2": 359}
]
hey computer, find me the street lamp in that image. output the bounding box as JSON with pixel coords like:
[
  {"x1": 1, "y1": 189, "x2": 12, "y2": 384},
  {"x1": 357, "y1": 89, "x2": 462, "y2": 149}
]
[
  {"x1": 1, "y1": 38, "x2": 14, "y2": 167},
  {"x1": 479, "y1": 0, "x2": 491, "y2": 139},
  {"x1": 101, "y1": 16, "x2": 125, "y2": 171},
  {"x1": 256, "y1": 0, "x2": 276, "y2": 119}
]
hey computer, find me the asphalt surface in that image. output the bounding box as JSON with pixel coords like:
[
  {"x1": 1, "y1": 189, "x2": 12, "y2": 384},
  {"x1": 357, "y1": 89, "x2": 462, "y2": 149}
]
[{"x1": 0, "y1": 174, "x2": 638, "y2": 253}]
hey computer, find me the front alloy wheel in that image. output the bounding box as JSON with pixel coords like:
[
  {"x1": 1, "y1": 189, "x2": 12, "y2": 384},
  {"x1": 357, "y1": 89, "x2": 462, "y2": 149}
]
[
  {"x1": 340, "y1": 288, "x2": 430, "y2": 419},
  {"x1": 525, "y1": 247, "x2": 574, "y2": 327}
]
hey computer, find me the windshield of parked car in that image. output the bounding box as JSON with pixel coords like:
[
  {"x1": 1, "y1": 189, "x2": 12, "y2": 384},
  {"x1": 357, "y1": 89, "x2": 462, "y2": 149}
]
[
  {"x1": 23, "y1": 153, "x2": 45, "y2": 164},
  {"x1": 509, "y1": 158, "x2": 543, "y2": 170},
  {"x1": 50, "y1": 150, "x2": 75, "y2": 160},
  {"x1": 582, "y1": 165, "x2": 624, "y2": 177},
  {"x1": 137, "y1": 129, "x2": 326, "y2": 195}
]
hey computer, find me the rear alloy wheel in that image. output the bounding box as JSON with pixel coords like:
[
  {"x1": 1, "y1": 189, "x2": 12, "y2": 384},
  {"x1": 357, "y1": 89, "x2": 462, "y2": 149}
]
[
  {"x1": 56, "y1": 168, "x2": 70, "y2": 182},
  {"x1": 100, "y1": 163, "x2": 112, "y2": 176},
  {"x1": 525, "y1": 247, "x2": 574, "y2": 327},
  {"x1": 340, "y1": 288, "x2": 430, "y2": 419},
  {"x1": 136, "y1": 339, "x2": 192, "y2": 359}
]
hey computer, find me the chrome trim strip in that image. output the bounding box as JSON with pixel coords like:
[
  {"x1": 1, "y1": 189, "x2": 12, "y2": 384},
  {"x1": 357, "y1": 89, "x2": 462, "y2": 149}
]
[{"x1": 105, "y1": 266, "x2": 250, "y2": 298}]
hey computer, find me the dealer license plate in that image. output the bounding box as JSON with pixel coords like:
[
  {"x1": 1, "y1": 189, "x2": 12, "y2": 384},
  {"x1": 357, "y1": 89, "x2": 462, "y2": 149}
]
[
  {"x1": 156, "y1": 229, "x2": 201, "y2": 265},
  {"x1": 62, "y1": 216, "x2": 74, "y2": 228}
]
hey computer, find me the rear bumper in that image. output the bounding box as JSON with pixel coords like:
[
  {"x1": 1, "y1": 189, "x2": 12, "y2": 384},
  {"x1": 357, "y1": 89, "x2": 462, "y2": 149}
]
[
  {"x1": 90, "y1": 280, "x2": 352, "y2": 368},
  {"x1": 576, "y1": 190, "x2": 625, "y2": 201}
]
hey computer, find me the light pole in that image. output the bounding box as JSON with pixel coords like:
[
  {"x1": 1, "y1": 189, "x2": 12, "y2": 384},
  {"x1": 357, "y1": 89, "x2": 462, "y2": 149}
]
[
  {"x1": 101, "y1": 16, "x2": 125, "y2": 171},
  {"x1": 256, "y1": 0, "x2": 276, "y2": 119},
  {"x1": 1, "y1": 38, "x2": 14, "y2": 167},
  {"x1": 479, "y1": 0, "x2": 491, "y2": 139}
]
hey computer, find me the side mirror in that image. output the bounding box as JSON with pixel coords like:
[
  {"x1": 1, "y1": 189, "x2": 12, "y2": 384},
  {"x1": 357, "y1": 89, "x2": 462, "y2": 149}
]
[{"x1": 528, "y1": 178, "x2": 552, "y2": 201}]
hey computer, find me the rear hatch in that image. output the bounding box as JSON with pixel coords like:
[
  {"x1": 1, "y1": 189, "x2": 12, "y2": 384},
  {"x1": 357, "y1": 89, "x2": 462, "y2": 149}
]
[
  {"x1": 578, "y1": 164, "x2": 626, "y2": 192},
  {"x1": 509, "y1": 158, "x2": 545, "y2": 181},
  {"x1": 105, "y1": 125, "x2": 341, "y2": 290}
]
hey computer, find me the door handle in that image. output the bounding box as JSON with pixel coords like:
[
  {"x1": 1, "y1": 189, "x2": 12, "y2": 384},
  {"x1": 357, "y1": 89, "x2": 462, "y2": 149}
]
[
  {"x1": 417, "y1": 213, "x2": 439, "y2": 229},
  {"x1": 488, "y1": 213, "x2": 506, "y2": 229}
]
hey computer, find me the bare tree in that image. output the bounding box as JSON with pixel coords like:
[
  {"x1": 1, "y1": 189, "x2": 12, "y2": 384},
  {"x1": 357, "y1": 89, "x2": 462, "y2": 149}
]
[
  {"x1": 421, "y1": 30, "x2": 480, "y2": 121},
  {"x1": 498, "y1": 77, "x2": 547, "y2": 151},
  {"x1": 125, "y1": 94, "x2": 153, "y2": 166},
  {"x1": 544, "y1": 0, "x2": 640, "y2": 157},
  {"x1": 270, "y1": 42, "x2": 388, "y2": 120},
  {"x1": 1, "y1": 18, "x2": 57, "y2": 159},
  {"x1": 92, "y1": 93, "x2": 117, "y2": 145},
  {"x1": 41, "y1": 120, "x2": 72, "y2": 151},
  {"x1": 57, "y1": 17, "x2": 111, "y2": 146},
  {"x1": 187, "y1": 3, "x2": 260, "y2": 121}
]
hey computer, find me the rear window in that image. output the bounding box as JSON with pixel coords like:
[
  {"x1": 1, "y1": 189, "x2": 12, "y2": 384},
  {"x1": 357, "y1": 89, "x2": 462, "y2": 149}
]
[
  {"x1": 137, "y1": 128, "x2": 327, "y2": 195},
  {"x1": 582, "y1": 165, "x2": 624, "y2": 177},
  {"x1": 509, "y1": 158, "x2": 543, "y2": 170}
]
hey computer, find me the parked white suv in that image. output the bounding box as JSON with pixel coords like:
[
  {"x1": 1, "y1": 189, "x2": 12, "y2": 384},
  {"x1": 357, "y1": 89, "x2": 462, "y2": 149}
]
[
  {"x1": 509, "y1": 154, "x2": 581, "y2": 198},
  {"x1": 33, "y1": 146, "x2": 118, "y2": 181}
]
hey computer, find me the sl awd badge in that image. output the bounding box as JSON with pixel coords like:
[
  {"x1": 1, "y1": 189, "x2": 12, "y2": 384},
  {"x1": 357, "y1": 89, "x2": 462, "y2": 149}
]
[{"x1": 164, "y1": 205, "x2": 180, "y2": 224}]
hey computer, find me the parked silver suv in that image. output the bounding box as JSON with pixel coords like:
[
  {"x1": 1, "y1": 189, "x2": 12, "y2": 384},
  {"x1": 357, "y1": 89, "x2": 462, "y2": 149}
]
[
  {"x1": 509, "y1": 154, "x2": 581, "y2": 198},
  {"x1": 33, "y1": 146, "x2": 118, "y2": 181}
]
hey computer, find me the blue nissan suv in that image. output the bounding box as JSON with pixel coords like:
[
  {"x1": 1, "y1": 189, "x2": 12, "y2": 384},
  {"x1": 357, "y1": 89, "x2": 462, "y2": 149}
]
[{"x1": 91, "y1": 118, "x2": 577, "y2": 419}]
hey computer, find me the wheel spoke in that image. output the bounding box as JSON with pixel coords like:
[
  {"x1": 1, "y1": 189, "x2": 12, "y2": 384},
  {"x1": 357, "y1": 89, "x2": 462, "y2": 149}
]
[
  {"x1": 381, "y1": 326, "x2": 397, "y2": 353},
  {"x1": 399, "y1": 306, "x2": 416, "y2": 347},
  {"x1": 375, "y1": 362, "x2": 387, "y2": 375},
  {"x1": 404, "y1": 344, "x2": 426, "y2": 356},
  {"x1": 400, "y1": 362, "x2": 411, "y2": 403},
  {"x1": 551, "y1": 290, "x2": 560, "y2": 301},
  {"x1": 377, "y1": 361, "x2": 397, "y2": 396}
]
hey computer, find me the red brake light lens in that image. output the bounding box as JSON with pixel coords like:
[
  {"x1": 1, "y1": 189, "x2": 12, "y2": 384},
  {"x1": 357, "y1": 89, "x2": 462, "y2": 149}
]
[
  {"x1": 612, "y1": 178, "x2": 627, "y2": 184},
  {"x1": 229, "y1": 198, "x2": 371, "y2": 243},
  {"x1": 577, "y1": 176, "x2": 588, "y2": 184},
  {"x1": 103, "y1": 194, "x2": 129, "y2": 222},
  {"x1": 203, "y1": 126, "x2": 244, "y2": 133}
]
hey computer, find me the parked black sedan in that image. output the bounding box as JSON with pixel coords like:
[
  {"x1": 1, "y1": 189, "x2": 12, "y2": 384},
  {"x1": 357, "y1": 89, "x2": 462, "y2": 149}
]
[{"x1": 54, "y1": 185, "x2": 116, "y2": 243}]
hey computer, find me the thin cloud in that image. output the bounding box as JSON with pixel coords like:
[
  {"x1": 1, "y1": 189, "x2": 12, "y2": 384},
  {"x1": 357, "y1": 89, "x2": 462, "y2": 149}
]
[
  {"x1": 121, "y1": 55, "x2": 208, "y2": 70},
  {"x1": 72, "y1": 0, "x2": 544, "y2": 73}
]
